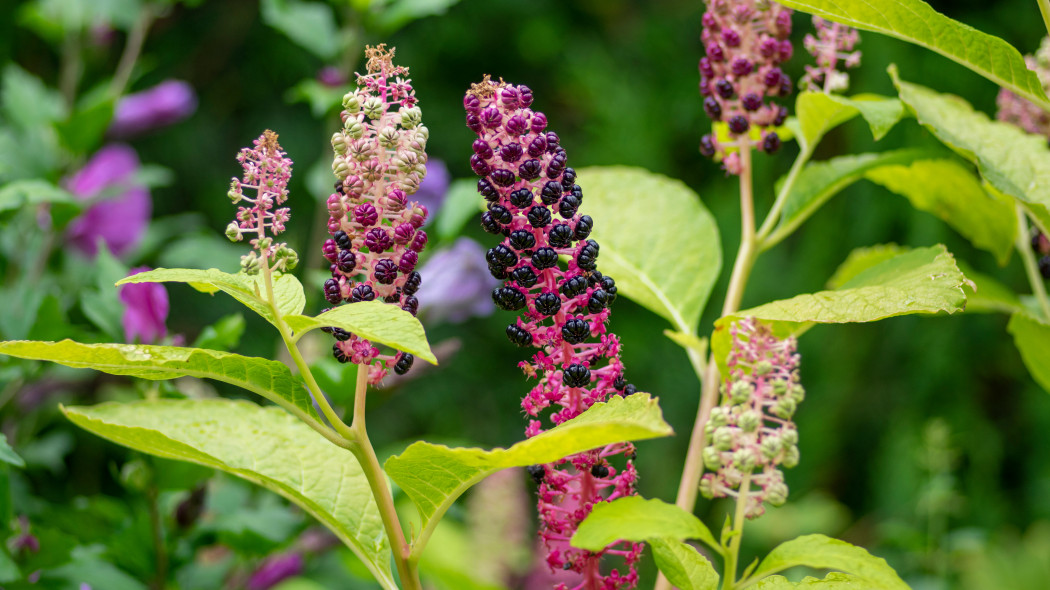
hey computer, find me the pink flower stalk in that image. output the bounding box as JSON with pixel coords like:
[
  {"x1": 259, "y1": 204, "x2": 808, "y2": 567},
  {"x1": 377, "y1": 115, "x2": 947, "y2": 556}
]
[
  {"x1": 322, "y1": 45, "x2": 429, "y2": 384},
  {"x1": 699, "y1": 317, "x2": 803, "y2": 519},
  {"x1": 698, "y1": 0, "x2": 794, "y2": 173},
  {"x1": 801, "y1": 17, "x2": 860, "y2": 93},
  {"x1": 997, "y1": 37, "x2": 1050, "y2": 137},
  {"x1": 109, "y1": 79, "x2": 197, "y2": 137},
  {"x1": 225, "y1": 131, "x2": 299, "y2": 275},
  {"x1": 65, "y1": 144, "x2": 151, "y2": 258},
  {"x1": 465, "y1": 77, "x2": 642, "y2": 590},
  {"x1": 120, "y1": 266, "x2": 169, "y2": 344}
]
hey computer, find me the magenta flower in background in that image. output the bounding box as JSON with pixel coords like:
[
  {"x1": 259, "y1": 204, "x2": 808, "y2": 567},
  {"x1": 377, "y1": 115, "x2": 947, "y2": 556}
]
[
  {"x1": 65, "y1": 144, "x2": 151, "y2": 258},
  {"x1": 108, "y1": 79, "x2": 197, "y2": 137},
  {"x1": 416, "y1": 237, "x2": 500, "y2": 323},
  {"x1": 246, "y1": 553, "x2": 304, "y2": 590},
  {"x1": 412, "y1": 159, "x2": 450, "y2": 225},
  {"x1": 317, "y1": 66, "x2": 348, "y2": 88},
  {"x1": 120, "y1": 267, "x2": 169, "y2": 344}
]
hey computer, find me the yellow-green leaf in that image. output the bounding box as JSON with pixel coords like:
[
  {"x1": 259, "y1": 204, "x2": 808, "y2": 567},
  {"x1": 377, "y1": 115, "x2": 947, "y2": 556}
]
[
  {"x1": 572, "y1": 496, "x2": 718, "y2": 553},
  {"x1": 285, "y1": 300, "x2": 436, "y2": 364}
]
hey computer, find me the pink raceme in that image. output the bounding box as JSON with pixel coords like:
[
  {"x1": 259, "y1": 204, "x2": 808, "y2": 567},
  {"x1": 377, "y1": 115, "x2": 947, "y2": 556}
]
[
  {"x1": 800, "y1": 17, "x2": 861, "y2": 93},
  {"x1": 997, "y1": 37, "x2": 1050, "y2": 137},
  {"x1": 322, "y1": 45, "x2": 429, "y2": 384},
  {"x1": 465, "y1": 76, "x2": 642, "y2": 590}
]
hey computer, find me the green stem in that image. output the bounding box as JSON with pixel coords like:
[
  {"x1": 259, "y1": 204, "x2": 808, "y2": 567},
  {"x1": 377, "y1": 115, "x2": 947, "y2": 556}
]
[
  {"x1": 59, "y1": 33, "x2": 83, "y2": 110},
  {"x1": 723, "y1": 473, "x2": 752, "y2": 590},
  {"x1": 146, "y1": 484, "x2": 168, "y2": 590},
  {"x1": 110, "y1": 4, "x2": 156, "y2": 98},
  {"x1": 1038, "y1": 0, "x2": 1050, "y2": 41},
  {"x1": 756, "y1": 143, "x2": 815, "y2": 249},
  {"x1": 1017, "y1": 205, "x2": 1050, "y2": 322}
]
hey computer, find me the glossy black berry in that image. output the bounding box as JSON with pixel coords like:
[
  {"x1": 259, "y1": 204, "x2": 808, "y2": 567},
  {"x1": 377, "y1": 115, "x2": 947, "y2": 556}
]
[
  {"x1": 574, "y1": 215, "x2": 593, "y2": 241},
  {"x1": 600, "y1": 276, "x2": 617, "y2": 302},
  {"x1": 332, "y1": 327, "x2": 351, "y2": 341},
  {"x1": 590, "y1": 464, "x2": 610, "y2": 478},
  {"x1": 490, "y1": 168, "x2": 516, "y2": 187},
  {"x1": 373, "y1": 259, "x2": 399, "y2": 284},
  {"x1": 403, "y1": 271, "x2": 421, "y2": 296},
  {"x1": 586, "y1": 270, "x2": 603, "y2": 286},
  {"x1": 534, "y1": 292, "x2": 561, "y2": 316},
  {"x1": 481, "y1": 211, "x2": 503, "y2": 234},
  {"x1": 394, "y1": 353, "x2": 414, "y2": 375},
  {"x1": 545, "y1": 224, "x2": 572, "y2": 248},
  {"x1": 402, "y1": 296, "x2": 419, "y2": 315},
  {"x1": 507, "y1": 324, "x2": 533, "y2": 347},
  {"x1": 487, "y1": 244, "x2": 518, "y2": 268},
  {"x1": 334, "y1": 230, "x2": 352, "y2": 250},
  {"x1": 351, "y1": 284, "x2": 375, "y2": 302},
  {"x1": 558, "y1": 195, "x2": 580, "y2": 219},
  {"x1": 527, "y1": 206, "x2": 552, "y2": 228},
  {"x1": 763, "y1": 132, "x2": 781, "y2": 154},
  {"x1": 478, "y1": 178, "x2": 499, "y2": 202},
  {"x1": 509, "y1": 266, "x2": 538, "y2": 289},
  {"x1": 576, "y1": 240, "x2": 600, "y2": 271},
  {"x1": 742, "y1": 92, "x2": 762, "y2": 111},
  {"x1": 508, "y1": 230, "x2": 537, "y2": 251},
  {"x1": 336, "y1": 250, "x2": 357, "y2": 273},
  {"x1": 532, "y1": 247, "x2": 559, "y2": 270},
  {"x1": 488, "y1": 263, "x2": 509, "y2": 280},
  {"x1": 587, "y1": 289, "x2": 608, "y2": 313},
  {"x1": 700, "y1": 134, "x2": 716, "y2": 157},
  {"x1": 561, "y1": 318, "x2": 590, "y2": 344},
  {"x1": 703, "y1": 97, "x2": 722, "y2": 121},
  {"x1": 332, "y1": 342, "x2": 349, "y2": 363},
  {"x1": 526, "y1": 464, "x2": 545, "y2": 484},
  {"x1": 499, "y1": 142, "x2": 523, "y2": 163},
  {"x1": 560, "y1": 276, "x2": 588, "y2": 298},
  {"x1": 728, "y1": 115, "x2": 749, "y2": 135},
  {"x1": 493, "y1": 286, "x2": 527, "y2": 311},
  {"x1": 519, "y1": 159, "x2": 542, "y2": 181},
  {"x1": 541, "y1": 181, "x2": 562, "y2": 205},
  {"x1": 715, "y1": 79, "x2": 735, "y2": 99},
  {"x1": 613, "y1": 375, "x2": 627, "y2": 390},
  {"x1": 509, "y1": 188, "x2": 534, "y2": 209},
  {"x1": 563, "y1": 363, "x2": 591, "y2": 388},
  {"x1": 623, "y1": 383, "x2": 638, "y2": 396},
  {"x1": 383, "y1": 292, "x2": 401, "y2": 303},
  {"x1": 488, "y1": 204, "x2": 513, "y2": 225},
  {"x1": 324, "y1": 278, "x2": 342, "y2": 304},
  {"x1": 562, "y1": 168, "x2": 577, "y2": 189}
]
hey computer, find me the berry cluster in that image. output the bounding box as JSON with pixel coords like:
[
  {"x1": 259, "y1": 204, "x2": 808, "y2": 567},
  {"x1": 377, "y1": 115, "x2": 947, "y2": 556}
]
[
  {"x1": 1033, "y1": 230, "x2": 1050, "y2": 279},
  {"x1": 997, "y1": 37, "x2": 1050, "y2": 137},
  {"x1": 700, "y1": 317, "x2": 803, "y2": 519},
  {"x1": 322, "y1": 45, "x2": 429, "y2": 384},
  {"x1": 699, "y1": 0, "x2": 794, "y2": 173},
  {"x1": 465, "y1": 77, "x2": 642, "y2": 589},
  {"x1": 225, "y1": 130, "x2": 299, "y2": 274},
  {"x1": 800, "y1": 16, "x2": 861, "y2": 93}
]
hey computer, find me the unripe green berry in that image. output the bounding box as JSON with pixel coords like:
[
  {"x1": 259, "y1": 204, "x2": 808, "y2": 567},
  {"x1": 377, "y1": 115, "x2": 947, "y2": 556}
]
[
  {"x1": 331, "y1": 132, "x2": 348, "y2": 154},
  {"x1": 772, "y1": 397, "x2": 797, "y2": 419},
  {"x1": 771, "y1": 380, "x2": 788, "y2": 397},
  {"x1": 713, "y1": 426, "x2": 735, "y2": 451},
  {"x1": 332, "y1": 158, "x2": 349, "y2": 179},
  {"x1": 733, "y1": 448, "x2": 757, "y2": 471},
  {"x1": 699, "y1": 476, "x2": 716, "y2": 499},
  {"x1": 344, "y1": 121, "x2": 365, "y2": 139},
  {"x1": 780, "y1": 425, "x2": 799, "y2": 446},
  {"x1": 760, "y1": 435, "x2": 782, "y2": 459},
  {"x1": 709, "y1": 406, "x2": 730, "y2": 427},
  {"x1": 703, "y1": 447, "x2": 723, "y2": 471},
  {"x1": 789, "y1": 384, "x2": 806, "y2": 403},
  {"x1": 739, "y1": 410, "x2": 762, "y2": 433},
  {"x1": 729, "y1": 380, "x2": 753, "y2": 405},
  {"x1": 782, "y1": 445, "x2": 800, "y2": 468},
  {"x1": 400, "y1": 106, "x2": 422, "y2": 128},
  {"x1": 753, "y1": 360, "x2": 773, "y2": 376},
  {"x1": 379, "y1": 126, "x2": 400, "y2": 149},
  {"x1": 225, "y1": 222, "x2": 243, "y2": 242},
  {"x1": 766, "y1": 481, "x2": 789, "y2": 506},
  {"x1": 342, "y1": 92, "x2": 361, "y2": 113},
  {"x1": 363, "y1": 96, "x2": 385, "y2": 120}
]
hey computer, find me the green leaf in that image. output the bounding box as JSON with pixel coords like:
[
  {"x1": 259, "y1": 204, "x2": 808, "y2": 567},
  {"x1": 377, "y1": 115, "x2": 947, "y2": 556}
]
[
  {"x1": 260, "y1": 0, "x2": 343, "y2": 60},
  {"x1": 956, "y1": 262, "x2": 1023, "y2": 314},
  {"x1": 649, "y1": 538, "x2": 720, "y2": 590},
  {"x1": 370, "y1": 0, "x2": 464, "y2": 33},
  {"x1": 775, "y1": 149, "x2": 936, "y2": 242},
  {"x1": 0, "y1": 434, "x2": 24, "y2": 468},
  {"x1": 385, "y1": 393, "x2": 672, "y2": 536},
  {"x1": 0, "y1": 340, "x2": 323, "y2": 425},
  {"x1": 80, "y1": 245, "x2": 129, "y2": 340},
  {"x1": 1008, "y1": 312, "x2": 1050, "y2": 395},
  {"x1": 286, "y1": 78, "x2": 345, "y2": 118},
  {"x1": 62, "y1": 399, "x2": 396, "y2": 589},
  {"x1": 571, "y1": 496, "x2": 718, "y2": 553},
  {"x1": 891, "y1": 70, "x2": 1050, "y2": 211},
  {"x1": 0, "y1": 179, "x2": 77, "y2": 213},
  {"x1": 1, "y1": 64, "x2": 64, "y2": 129},
  {"x1": 192, "y1": 314, "x2": 247, "y2": 351},
  {"x1": 285, "y1": 300, "x2": 436, "y2": 364},
  {"x1": 116, "y1": 268, "x2": 305, "y2": 328},
  {"x1": 774, "y1": 0, "x2": 1050, "y2": 109},
  {"x1": 795, "y1": 92, "x2": 904, "y2": 149},
  {"x1": 434, "y1": 179, "x2": 481, "y2": 242},
  {"x1": 55, "y1": 95, "x2": 114, "y2": 155},
  {"x1": 664, "y1": 331, "x2": 708, "y2": 358},
  {"x1": 865, "y1": 159, "x2": 1017, "y2": 264},
  {"x1": 576, "y1": 166, "x2": 721, "y2": 336},
  {"x1": 826, "y1": 244, "x2": 908, "y2": 289},
  {"x1": 751, "y1": 534, "x2": 909, "y2": 590},
  {"x1": 753, "y1": 573, "x2": 870, "y2": 589}
]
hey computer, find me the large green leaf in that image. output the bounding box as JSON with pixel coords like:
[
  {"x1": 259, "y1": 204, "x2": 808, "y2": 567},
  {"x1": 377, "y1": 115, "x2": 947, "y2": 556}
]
[
  {"x1": 795, "y1": 92, "x2": 904, "y2": 149},
  {"x1": 260, "y1": 0, "x2": 343, "y2": 60},
  {"x1": 751, "y1": 534, "x2": 909, "y2": 590},
  {"x1": 773, "y1": 149, "x2": 936, "y2": 244},
  {"x1": 1008, "y1": 312, "x2": 1050, "y2": 395},
  {"x1": 0, "y1": 340, "x2": 323, "y2": 425},
  {"x1": 0, "y1": 179, "x2": 77, "y2": 213},
  {"x1": 774, "y1": 0, "x2": 1050, "y2": 109},
  {"x1": 575, "y1": 167, "x2": 721, "y2": 337},
  {"x1": 385, "y1": 393, "x2": 671, "y2": 537},
  {"x1": 0, "y1": 433, "x2": 24, "y2": 469},
  {"x1": 117, "y1": 268, "x2": 305, "y2": 328},
  {"x1": 891, "y1": 70, "x2": 1050, "y2": 211},
  {"x1": 571, "y1": 496, "x2": 718, "y2": 553},
  {"x1": 753, "y1": 573, "x2": 872, "y2": 589},
  {"x1": 285, "y1": 301, "x2": 436, "y2": 364},
  {"x1": 866, "y1": 160, "x2": 1017, "y2": 264},
  {"x1": 62, "y1": 399, "x2": 396, "y2": 589},
  {"x1": 649, "y1": 538, "x2": 720, "y2": 590}
]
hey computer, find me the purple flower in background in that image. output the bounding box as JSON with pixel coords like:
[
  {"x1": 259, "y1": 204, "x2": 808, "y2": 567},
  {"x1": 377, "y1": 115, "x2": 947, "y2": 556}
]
[
  {"x1": 416, "y1": 237, "x2": 500, "y2": 323},
  {"x1": 65, "y1": 144, "x2": 150, "y2": 258},
  {"x1": 412, "y1": 159, "x2": 450, "y2": 224},
  {"x1": 246, "y1": 553, "x2": 303, "y2": 590},
  {"x1": 317, "y1": 66, "x2": 348, "y2": 88},
  {"x1": 109, "y1": 79, "x2": 197, "y2": 137},
  {"x1": 120, "y1": 267, "x2": 169, "y2": 344}
]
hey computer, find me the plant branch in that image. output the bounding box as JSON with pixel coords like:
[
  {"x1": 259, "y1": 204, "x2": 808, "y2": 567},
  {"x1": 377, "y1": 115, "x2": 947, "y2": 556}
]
[
  {"x1": 1039, "y1": 0, "x2": 1050, "y2": 42},
  {"x1": 723, "y1": 473, "x2": 752, "y2": 590},
  {"x1": 1017, "y1": 205, "x2": 1050, "y2": 322},
  {"x1": 146, "y1": 483, "x2": 168, "y2": 590},
  {"x1": 110, "y1": 4, "x2": 156, "y2": 98},
  {"x1": 756, "y1": 143, "x2": 815, "y2": 249}
]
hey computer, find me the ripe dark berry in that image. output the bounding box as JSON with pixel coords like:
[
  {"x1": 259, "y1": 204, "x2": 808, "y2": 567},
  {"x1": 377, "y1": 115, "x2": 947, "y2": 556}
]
[
  {"x1": 490, "y1": 169, "x2": 516, "y2": 187},
  {"x1": 324, "y1": 278, "x2": 342, "y2": 304},
  {"x1": 481, "y1": 211, "x2": 503, "y2": 234},
  {"x1": 526, "y1": 464, "x2": 545, "y2": 484},
  {"x1": 410, "y1": 230, "x2": 428, "y2": 252},
  {"x1": 532, "y1": 247, "x2": 559, "y2": 270},
  {"x1": 763, "y1": 132, "x2": 781, "y2": 154},
  {"x1": 715, "y1": 79, "x2": 735, "y2": 99},
  {"x1": 574, "y1": 215, "x2": 593, "y2": 240},
  {"x1": 488, "y1": 263, "x2": 509, "y2": 280},
  {"x1": 373, "y1": 259, "x2": 399, "y2": 284},
  {"x1": 561, "y1": 318, "x2": 590, "y2": 344},
  {"x1": 528, "y1": 136, "x2": 548, "y2": 157},
  {"x1": 333, "y1": 342, "x2": 349, "y2": 363},
  {"x1": 558, "y1": 195, "x2": 580, "y2": 219},
  {"x1": 700, "y1": 134, "x2": 717, "y2": 157},
  {"x1": 534, "y1": 292, "x2": 561, "y2": 316},
  {"x1": 570, "y1": 184, "x2": 583, "y2": 202},
  {"x1": 548, "y1": 223, "x2": 574, "y2": 248},
  {"x1": 742, "y1": 92, "x2": 762, "y2": 111},
  {"x1": 509, "y1": 266, "x2": 538, "y2": 289},
  {"x1": 383, "y1": 292, "x2": 401, "y2": 303},
  {"x1": 508, "y1": 230, "x2": 537, "y2": 251},
  {"x1": 703, "y1": 97, "x2": 722, "y2": 121},
  {"x1": 563, "y1": 363, "x2": 591, "y2": 388},
  {"x1": 332, "y1": 327, "x2": 351, "y2": 341},
  {"x1": 334, "y1": 230, "x2": 352, "y2": 250},
  {"x1": 350, "y1": 284, "x2": 375, "y2": 302},
  {"x1": 478, "y1": 178, "x2": 499, "y2": 202},
  {"x1": 600, "y1": 276, "x2": 617, "y2": 302},
  {"x1": 623, "y1": 383, "x2": 638, "y2": 396},
  {"x1": 509, "y1": 188, "x2": 533, "y2": 209},
  {"x1": 470, "y1": 154, "x2": 491, "y2": 176},
  {"x1": 560, "y1": 275, "x2": 588, "y2": 298},
  {"x1": 613, "y1": 375, "x2": 626, "y2": 390},
  {"x1": 587, "y1": 289, "x2": 608, "y2": 313},
  {"x1": 545, "y1": 131, "x2": 561, "y2": 152},
  {"x1": 728, "y1": 115, "x2": 749, "y2": 135},
  {"x1": 487, "y1": 244, "x2": 518, "y2": 268},
  {"x1": 402, "y1": 296, "x2": 419, "y2": 315},
  {"x1": 586, "y1": 270, "x2": 603, "y2": 286},
  {"x1": 365, "y1": 227, "x2": 394, "y2": 252},
  {"x1": 527, "y1": 206, "x2": 552, "y2": 228},
  {"x1": 507, "y1": 324, "x2": 533, "y2": 347},
  {"x1": 499, "y1": 142, "x2": 523, "y2": 163},
  {"x1": 493, "y1": 287, "x2": 527, "y2": 311},
  {"x1": 337, "y1": 250, "x2": 357, "y2": 273},
  {"x1": 576, "y1": 240, "x2": 600, "y2": 271},
  {"x1": 590, "y1": 464, "x2": 610, "y2": 478},
  {"x1": 488, "y1": 204, "x2": 513, "y2": 224},
  {"x1": 403, "y1": 271, "x2": 422, "y2": 295},
  {"x1": 394, "y1": 353, "x2": 414, "y2": 375},
  {"x1": 472, "y1": 138, "x2": 493, "y2": 158},
  {"x1": 541, "y1": 181, "x2": 562, "y2": 205},
  {"x1": 519, "y1": 159, "x2": 542, "y2": 181}
]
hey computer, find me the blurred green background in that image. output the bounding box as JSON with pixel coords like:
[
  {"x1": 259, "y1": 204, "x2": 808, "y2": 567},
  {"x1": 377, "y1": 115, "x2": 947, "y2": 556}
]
[{"x1": 1, "y1": 0, "x2": 1049, "y2": 588}]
